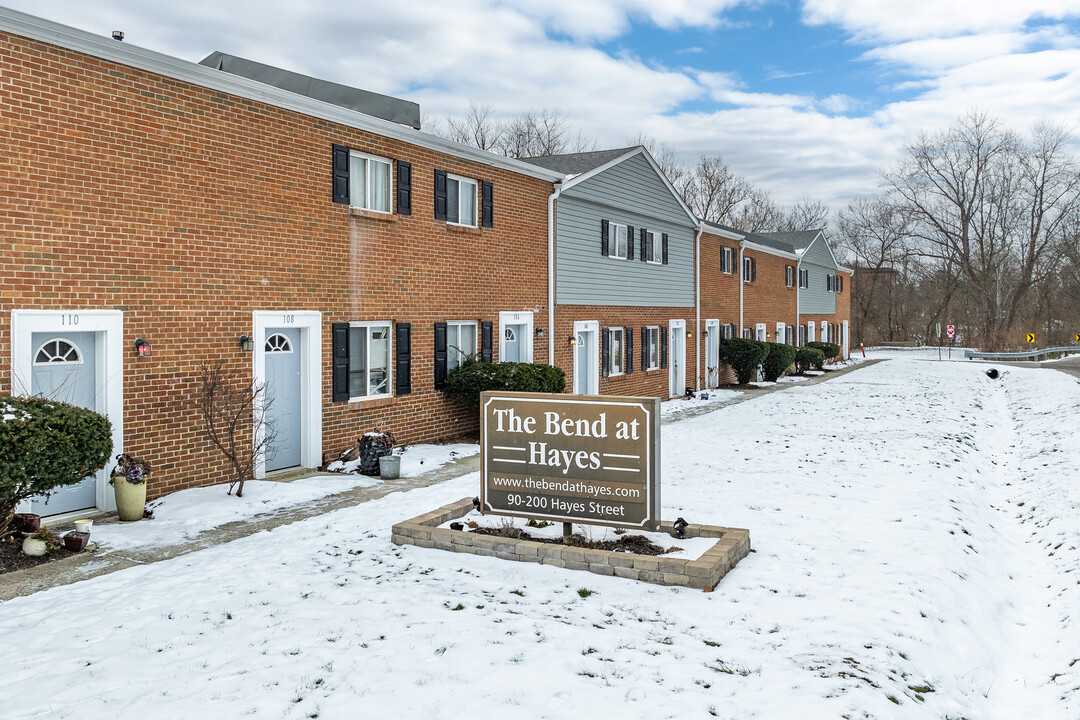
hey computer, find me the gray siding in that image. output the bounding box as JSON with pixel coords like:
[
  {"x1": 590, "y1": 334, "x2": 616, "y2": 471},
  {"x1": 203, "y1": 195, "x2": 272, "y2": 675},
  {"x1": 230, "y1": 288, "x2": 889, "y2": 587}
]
[
  {"x1": 556, "y1": 153, "x2": 696, "y2": 307},
  {"x1": 798, "y1": 237, "x2": 837, "y2": 315}
]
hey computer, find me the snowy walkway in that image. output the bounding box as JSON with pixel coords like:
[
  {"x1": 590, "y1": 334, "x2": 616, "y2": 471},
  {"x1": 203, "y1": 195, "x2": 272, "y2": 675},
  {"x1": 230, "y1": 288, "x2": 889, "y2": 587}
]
[{"x1": 1, "y1": 358, "x2": 1078, "y2": 718}]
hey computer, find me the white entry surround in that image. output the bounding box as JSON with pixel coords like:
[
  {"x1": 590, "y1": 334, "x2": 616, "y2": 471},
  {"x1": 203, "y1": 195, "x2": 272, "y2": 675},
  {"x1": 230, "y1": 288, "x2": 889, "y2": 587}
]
[
  {"x1": 252, "y1": 311, "x2": 322, "y2": 479},
  {"x1": 10, "y1": 309, "x2": 124, "y2": 513},
  {"x1": 842, "y1": 320, "x2": 850, "y2": 358},
  {"x1": 572, "y1": 320, "x2": 599, "y2": 395},
  {"x1": 668, "y1": 319, "x2": 686, "y2": 398},
  {"x1": 499, "y1": 311, "x2": 534, "y2": 363}
]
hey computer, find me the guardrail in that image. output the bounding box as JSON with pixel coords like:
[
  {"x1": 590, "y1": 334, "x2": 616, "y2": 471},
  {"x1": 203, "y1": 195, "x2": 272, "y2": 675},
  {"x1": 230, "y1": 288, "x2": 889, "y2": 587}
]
[{"x1": 964, "y1": 346, "x2": 1080, "y2": 360}]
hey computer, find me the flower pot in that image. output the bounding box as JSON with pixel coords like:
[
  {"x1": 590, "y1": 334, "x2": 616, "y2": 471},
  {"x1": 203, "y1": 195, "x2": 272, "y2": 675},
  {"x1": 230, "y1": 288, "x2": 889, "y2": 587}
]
[
  {"x1": 64, "y1": 531, "x2": 90, "y2": 552},
  {"x1": 378, "y1": 455, "x2": 401, "y2": 479},
  {"x1": 13, "y1": 513, "x2": 41, "y2": 533},
  {"x1": 74, "y1": 519, "x2": 93, "y2": 535},
  {"x1": 22, "y1": 536, "x2": 48, "y2": 557},
  {"x1": 113, "y1": 480, "x2": 147, "y2": 521}
]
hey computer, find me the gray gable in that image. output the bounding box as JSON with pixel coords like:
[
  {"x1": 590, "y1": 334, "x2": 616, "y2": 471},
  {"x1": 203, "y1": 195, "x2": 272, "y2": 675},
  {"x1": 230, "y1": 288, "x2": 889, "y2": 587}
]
[
  {"x1": 757, "y1": 229, "x2": 824, "y2": 251},
  {"x1": 561, "y1": 151, "x2": 696, "y2": 228},
  {"x1": 520, "y1": 147, "x2": 639, "y2": 176}
]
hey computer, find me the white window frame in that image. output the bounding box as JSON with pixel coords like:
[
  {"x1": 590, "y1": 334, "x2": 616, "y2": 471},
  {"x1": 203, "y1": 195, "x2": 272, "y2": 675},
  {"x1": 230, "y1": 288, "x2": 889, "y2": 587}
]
[
  {"x1": 799, "y1": 268, "x2": 809, "y2": 289},
  {"x1": 446, "y1": 320, "x2": 478, "y2": 371},
  {"x1": 643, "y1": 326, "x2": 661, "y2": 370},
  {"x1": 609, "y1": 223, "x2": 628, "y2": 260},
  {"x1": 446, "y1": 172, "x2": 478, "y2": 228},
  {"x1": 742, "y1": 327, "x2": 752, "y2": 339},
  {"x1": 786, "y1": 265, "x2": 794, "y2": 287},
  {"x1": 646, "y1": 230, "x2": 662, "y2": 264},
  {"x1": 349, "y1": 150, "x2": 393, "y2": 214},
  {"x1": 347, "y1": 321, "x2": 393, "y2": 402},
  {"x1": 743, "y1": 256, "x2": 754, "y2": 282},
  {"x1": 606, "y1": 327, "x2": 625, "y2": 376},
  {"x1": 721, "y1": 247, "x2": 733, "y2": 274}
]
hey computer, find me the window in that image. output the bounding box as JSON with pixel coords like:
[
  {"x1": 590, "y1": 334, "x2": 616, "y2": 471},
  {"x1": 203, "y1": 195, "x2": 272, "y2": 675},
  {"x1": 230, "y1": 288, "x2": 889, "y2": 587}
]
[
  {"x1": 349, "y1": 151, "x2": 392, "y2": 213},
  {"x1": 721, "y1": 247, "x2": 735, "y2": 274},
  {"x1": 742, "y1": 327, "x2": 752, "y2": 339},
  {"x1": 348, "y1": 322, "x2": 391, "y2": 399},
  {"x1": 447, "y1": 173, "x2": 477, "y2": 226},
  {"x1": 743, "y1": 256, "x2": 757, "y2": 282},
  {"x1": 826, "y1": 274, "x2": 834, "y2": 292},
  {"x1": 264, "y1": 333, "x2": 293, "y2": 353},
  {"x1": 644, "y1": 326, "x2": 660, "y2": 370},
  {"x1": 786, "y1": 265, "x2": 795, "y2": 287},
  {"x1": 646, "y1": 230, "x2": 662, "y2": 263},
  {"x1": 799, "y1": 268, "x2": 809, "y2": 289},
  {"x1": 610, "y1": 223, "x2": 628, "y2": 260},
  {"x1": 720, "y1": 323, "x2": 735, "y2": 340},
  {"x1": 446, "y1": 321, "x2": 477, "y2": 371},
  {"x1": 605, "y1": 328, "x2": 625, "y2": 376},
  {"x1": 34, "y1": 338, "x2": 81, "y2": 365}
]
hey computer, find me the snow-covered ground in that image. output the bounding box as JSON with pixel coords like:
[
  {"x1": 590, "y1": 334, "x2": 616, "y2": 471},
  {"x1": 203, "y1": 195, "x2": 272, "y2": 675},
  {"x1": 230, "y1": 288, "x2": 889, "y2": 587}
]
[{"x1": 1, "y1": 359, "x2": 1078, "y2": 719}]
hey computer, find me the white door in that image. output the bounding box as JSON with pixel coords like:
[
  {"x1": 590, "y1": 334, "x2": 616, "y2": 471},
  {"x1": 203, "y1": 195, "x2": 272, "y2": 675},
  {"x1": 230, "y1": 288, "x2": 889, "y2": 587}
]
[
  {"x1": 502, "y1": 324, "x2": 525, "y2": 362},
  {"x1": 842, "y1": 320, "x2": 849, "y2": 358},
  {"x1": 668, "y1": 320, "x2": 686, "y2": 397},
  {"x1": 776, "y1": 322, "x2": 785, "y2": 345},
  {"x1": 705, "y1": 319, "x2": 720, "y2": 389},
  {"x1": 821, "y1": 321, "x2": 829, "y2": 342},
  {"x1": 808, "y1": 322, "x2": 816, "y2": 342},
  {"x1": 572, "y1": 321, "x2": 599, "y2": 395},
  {"x1": 28, "y1": 332, "x2": 98, "y2": 515},
  {"x1": 756, "y1": 323, "x2": 767, "y2": 342},
  {"x1": 264, "y1": 328, "x2": 302, "y2": 471}
]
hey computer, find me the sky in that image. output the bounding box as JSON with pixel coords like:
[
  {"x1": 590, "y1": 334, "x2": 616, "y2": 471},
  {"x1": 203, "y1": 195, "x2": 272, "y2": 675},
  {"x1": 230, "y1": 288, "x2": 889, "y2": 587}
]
[{"x1": 7, "y1": 0, "x2": 1080, "y2": 210}]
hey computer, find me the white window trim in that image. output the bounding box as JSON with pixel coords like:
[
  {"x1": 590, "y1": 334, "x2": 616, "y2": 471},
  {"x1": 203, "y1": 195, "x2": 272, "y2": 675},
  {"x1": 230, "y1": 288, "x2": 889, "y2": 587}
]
[
  {"x1": 572, "y1": 320, "x2": 599, "y2": 395},
  {"x1": 607, "y1": 327, "x2": 625, "y2": 376},
  {"x1": 721, "y1": 247, "x2": 733, "y2": 274},
  {"x1": 346, "y1": 321, "x2": 393, "y2": 402},
  {"x1": 349, "y1": 150, "x2": 393, "y2": 214},
  {"x1": 446, "y1": 172, "x2": 479, "y2": 228},
  {"x1": 743, "y1": 256, "x2": 754, "y2": 282},
  {"x1": 608, "y1": 222, "x2": 628, "y2": 260},
  {"x1": 645, "y1": 230, "x2": 662, "y2": 264},
  {"x1": 756, "y1": 323, "x2": 768, "y2": 342},
  {"x1": 498, "y1": 311, "x2": 534, "y2": 363},
  {"x1": 786, "y1": 265, "x2": 794, "y2": 288},
  {"x1": 645, "y1": 326, "x2": 661, "y2": 370},
  {"x1": 776, "y1": 322, "x2": 785, "y2": 343},
  {"x1": 12, "y1": 310, "x2": 124, "y2": 514},
  {"x1": 447, "y1": 320, "x2": 478, "y2": 369}
]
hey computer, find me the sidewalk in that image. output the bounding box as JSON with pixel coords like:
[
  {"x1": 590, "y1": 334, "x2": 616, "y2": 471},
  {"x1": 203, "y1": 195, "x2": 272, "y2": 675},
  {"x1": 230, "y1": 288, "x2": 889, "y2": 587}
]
[{"x1": 0, "y1": 359, "x2": 882, "y2": 601}]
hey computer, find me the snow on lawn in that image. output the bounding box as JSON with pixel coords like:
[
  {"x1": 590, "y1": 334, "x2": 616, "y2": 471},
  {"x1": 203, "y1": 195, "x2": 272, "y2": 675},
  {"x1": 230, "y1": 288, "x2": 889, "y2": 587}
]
[
  {"x1": 325, "y1": 442, "x2": 478, "y2": 475},
  {"x1": 660, "y1": 388, "x2": 742, "y2": 416},
  {"x1": 1, "y1": 361, "x2": 1078, "y2": 719}
]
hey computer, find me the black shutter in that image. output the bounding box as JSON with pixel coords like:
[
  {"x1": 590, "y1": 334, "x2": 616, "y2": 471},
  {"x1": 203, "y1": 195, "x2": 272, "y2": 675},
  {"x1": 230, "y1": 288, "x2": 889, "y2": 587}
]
[
  {"x1": 332, "y1": 323, "x2": 350, "y2": 401},
  {"x1": 396, "y1": 160, "x2": 412, "y2": 215},
  {"x1": 601, "y1": 329, "x2": 610, "y2": 378},
  {"x1": 433, "y1": 322, "x2": 448, "y2": 390},
  {"x1": 641, "y1": 327, "x2": 648, "y2": 369},
  {"x1": 625, "y1": 326, "x2": 633, "y2": 374},
  {"x1": 481, "y1": 321, "x2": 493, "y2": 362},
  {"x1": 332, "y1": 144, "x2": 350, "y2": 204},
  {"x1": 751, "y1": 258, "x2": 757, "y2": 282},
  {"x1": 481, "y1": 180, "x2": 494, "y2": 228},
  {"x1": 640, "y1": 228, "x2": 648, "y2": 262},
  {"x1": 839, "y1": 275, "x2": 844, "y2": 292},
  {"x1": 627, "y1": 225, "x2": 635, "y2": 260},
  {"x1": 660, "y1": 327, "x2": 668, "y2": 369},
  {"x1": 434, "y1": 169, "x2": 448, "y2": 221},
  {"x1": 662, "y1": 233, "x2": 669, "y2": 265},
  {"x1": 601, "y1": 219, "x2": 610, "y2": 257},
  {"x1": 395, "y1": 323, "x2": 412, "y2": 396}
]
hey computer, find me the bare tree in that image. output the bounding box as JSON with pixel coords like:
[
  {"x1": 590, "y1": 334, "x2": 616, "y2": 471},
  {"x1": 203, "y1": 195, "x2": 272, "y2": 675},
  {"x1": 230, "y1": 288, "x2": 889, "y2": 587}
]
[
  {"x1": 778, "y1": 198, "x2": 830, "y2": 232},
  {"x1": 730, "y1": 188, "x2": 784, "y2": 233},
  {"x1": 445, "y1": 100, "x2": 503, "y2": 152},
  {"x1": 196, "y1": 359, "x2": 275, "y2": 497},
  {"x1": 683, "y1": 154, "x2": 754, "y2": 225},
  {"x1": 499, "y1": 108, "x2": 597, "y2": 158}
]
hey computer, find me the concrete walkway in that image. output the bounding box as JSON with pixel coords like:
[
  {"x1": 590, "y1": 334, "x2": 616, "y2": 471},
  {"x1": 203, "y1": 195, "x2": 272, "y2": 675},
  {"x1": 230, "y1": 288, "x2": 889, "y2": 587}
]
[{"x1": 0, "y1": 359, "x2": 883, "y2": 602}]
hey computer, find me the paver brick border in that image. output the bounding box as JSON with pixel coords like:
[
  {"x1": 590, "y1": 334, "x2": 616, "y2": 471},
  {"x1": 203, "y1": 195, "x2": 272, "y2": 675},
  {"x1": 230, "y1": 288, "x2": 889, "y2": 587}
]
[{"x1": 392, "y1": 497, "x2": 750, "y2": 590}]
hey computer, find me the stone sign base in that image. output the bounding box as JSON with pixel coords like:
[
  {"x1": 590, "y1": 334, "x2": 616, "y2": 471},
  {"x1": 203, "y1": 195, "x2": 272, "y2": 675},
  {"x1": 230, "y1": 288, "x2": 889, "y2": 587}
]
[{"x1": 391, "y1": 497, "x2": 751, "y2": 591}]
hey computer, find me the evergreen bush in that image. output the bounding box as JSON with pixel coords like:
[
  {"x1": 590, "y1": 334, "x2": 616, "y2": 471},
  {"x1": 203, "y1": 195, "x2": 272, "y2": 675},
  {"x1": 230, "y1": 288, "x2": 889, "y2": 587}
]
[
  {"x1": 719, "y1": 338, "x2": 769, "y2": 384},
  {"x1": 807, "y1": 341, "x2": 841, "y2": 361},
  {"x1": 762, "y1": 343, "x2": 798, "y2": 382},
  {"x1": 0, "y1": 396, "x2": 112, "y2": 535},
  {"x1": 442, "y1": 358, "x2": 566, "y2": 412},
  {"x1": 795, "y1": 347, "x2": 826, "y2": 373}
]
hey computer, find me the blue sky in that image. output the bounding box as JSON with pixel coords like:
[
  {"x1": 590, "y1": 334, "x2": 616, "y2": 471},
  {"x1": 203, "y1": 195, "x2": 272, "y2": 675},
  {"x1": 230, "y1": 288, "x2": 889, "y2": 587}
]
[{"x1": 6, "y1": 0, "x2": 1080, "y2": 210}]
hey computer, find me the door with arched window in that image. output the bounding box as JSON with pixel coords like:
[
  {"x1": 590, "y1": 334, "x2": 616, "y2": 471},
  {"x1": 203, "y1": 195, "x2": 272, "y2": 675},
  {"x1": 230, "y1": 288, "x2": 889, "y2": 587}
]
[{"x1": 263, "y1": 328, "x2": 302, "y2": 471}]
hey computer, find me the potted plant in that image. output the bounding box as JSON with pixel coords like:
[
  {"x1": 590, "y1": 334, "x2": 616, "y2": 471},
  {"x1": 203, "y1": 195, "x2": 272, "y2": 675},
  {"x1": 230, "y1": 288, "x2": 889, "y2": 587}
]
[
  {"x1": 23, "y1": 526, "x2": 60, "y2": 557},
  {"x1": 13, "y1": 512, "x2": 41, "y2": 534},
  {"x1": 110, "y1": 453, "x2": 151, "y2": 521},
  {"x1": 63, "y1": 531, "x2": 90, "y2": 552}
]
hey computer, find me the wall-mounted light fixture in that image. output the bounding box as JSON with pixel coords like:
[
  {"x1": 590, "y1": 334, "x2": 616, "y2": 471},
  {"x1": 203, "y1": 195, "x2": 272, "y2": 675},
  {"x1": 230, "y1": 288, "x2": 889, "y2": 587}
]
[
  {"x1": 686, "y1": 331, "x2": 694, "y2": 340},
  {"x1": 534, "y1": 327, "x2": 545, "y2": 338},
  {"x1": 134, "y1": 338, "x2": 151, "y2": 357},
  {"x1": 238, "y1": 335, "x2": 255, "y2": 352},
  {"x1": 568, "y1": 335, "x2": 577, "y2": 347}
]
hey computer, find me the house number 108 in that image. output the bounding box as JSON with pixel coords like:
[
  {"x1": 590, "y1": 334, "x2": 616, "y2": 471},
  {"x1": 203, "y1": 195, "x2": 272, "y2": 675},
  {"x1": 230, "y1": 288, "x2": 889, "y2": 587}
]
[{"x1": 283, "y1": 314, "x2": 295, "y2": 324}]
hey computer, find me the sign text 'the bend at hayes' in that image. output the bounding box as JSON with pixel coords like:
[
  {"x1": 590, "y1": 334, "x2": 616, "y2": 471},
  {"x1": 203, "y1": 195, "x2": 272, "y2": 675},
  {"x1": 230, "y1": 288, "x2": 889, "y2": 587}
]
[{"x1": 480, "y1": 392, "x2": 661, "y2": 530}]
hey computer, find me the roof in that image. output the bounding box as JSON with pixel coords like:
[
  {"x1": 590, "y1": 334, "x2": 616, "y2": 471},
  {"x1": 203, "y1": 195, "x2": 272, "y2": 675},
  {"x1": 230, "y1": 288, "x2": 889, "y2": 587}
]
[
  {"x1": 756, "y1": 229, "x2": 824, "y2": 251},
  {"x1": 702, "y1": 221, "x2": 794, "y2": 254},
  {"x1": 520, "y1": 147, "x2": 640, "y2": 176},
  {"x1": 199, "y1": 51, "x2": 421, "y2": 129},
  {"x1": 0, "y1": 7, "x2": 565, "y2": 183}
]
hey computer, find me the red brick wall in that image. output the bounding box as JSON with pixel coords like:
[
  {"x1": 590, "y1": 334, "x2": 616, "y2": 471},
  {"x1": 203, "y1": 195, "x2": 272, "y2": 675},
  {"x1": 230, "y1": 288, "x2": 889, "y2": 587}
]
[
  {"x1": 741, "y1": 248, "x2": 798, "y2": 342},
  {"x1": 0, "y1": 31, "x2": 551, "y2": 497}
]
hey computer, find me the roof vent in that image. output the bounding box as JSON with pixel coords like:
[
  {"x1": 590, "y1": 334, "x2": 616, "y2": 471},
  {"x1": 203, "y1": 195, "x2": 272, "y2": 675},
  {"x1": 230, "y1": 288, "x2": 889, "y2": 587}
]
[{"x1": 111, "y1": 30, "x2": 124, "y2": 41}]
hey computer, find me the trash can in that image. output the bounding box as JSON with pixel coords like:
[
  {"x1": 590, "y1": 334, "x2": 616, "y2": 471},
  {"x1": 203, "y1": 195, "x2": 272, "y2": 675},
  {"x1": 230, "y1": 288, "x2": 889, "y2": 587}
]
[{"x1": 379, "y1": 455, "x2": 401, "y2": 479}]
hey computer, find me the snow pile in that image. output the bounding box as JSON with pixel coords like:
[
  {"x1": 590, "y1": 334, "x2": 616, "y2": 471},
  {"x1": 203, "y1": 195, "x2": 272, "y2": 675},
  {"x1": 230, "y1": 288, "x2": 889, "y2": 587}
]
[
  {"x1": 660, "y1": 388, "x2": 742, "y2": 416},
  {"x1": 0, "y1": 360, "x2": 1077, "y2": 718}
]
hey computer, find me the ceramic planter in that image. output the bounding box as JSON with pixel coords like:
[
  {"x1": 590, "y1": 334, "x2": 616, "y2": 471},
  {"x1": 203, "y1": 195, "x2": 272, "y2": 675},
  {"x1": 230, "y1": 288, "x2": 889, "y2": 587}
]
[
  {"x1": 113, "y1": 479, "x2": 147, "y2": 521},
  {"x1": 13, "y1": 513, "x2": 41, "y2": 533},
  {"x1": 22, "y1": 536, "x2": 48, "y2": 557},
  {"x1": 64, "y1": 531, "x2": 90, "y2": 552}
]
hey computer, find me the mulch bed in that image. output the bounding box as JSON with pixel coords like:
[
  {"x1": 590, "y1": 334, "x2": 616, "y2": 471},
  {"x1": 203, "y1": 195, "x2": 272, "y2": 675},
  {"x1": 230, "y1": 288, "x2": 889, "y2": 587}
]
[
  {"x1": 0, "y1": 534, "x2": 81, "y2": 574},
  {"x1": 467, "y1": 525, "x2": 676, "y2": 556}
]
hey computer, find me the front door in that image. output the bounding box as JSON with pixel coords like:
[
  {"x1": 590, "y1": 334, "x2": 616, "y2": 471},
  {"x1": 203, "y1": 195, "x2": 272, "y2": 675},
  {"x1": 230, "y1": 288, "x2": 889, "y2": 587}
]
[
  {"x1": 705, "y1": 320, "x2": 720, "y2": 388},
  {"x1": 502, "y1": 324, "x2": 526, "y2": 362},
  {"x1": 29, "y1": 332, "x2": 98, "y2": 515},
  {"x1": 668, "y1": 321, "x2": 686, "y2": 397},
  {"x1": 264, "y1": 328, "x2": 301, "y2": 471},
  {"x1": 573, "y1": 322, "x2": 598, "y2": 395}
]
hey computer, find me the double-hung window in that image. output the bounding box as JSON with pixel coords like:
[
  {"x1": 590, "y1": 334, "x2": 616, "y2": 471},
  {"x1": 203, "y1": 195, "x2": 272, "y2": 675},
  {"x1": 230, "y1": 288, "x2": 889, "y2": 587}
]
[
  {"x1": 741, "y1": 327, "x2": 752, "y2": 339},
  {"x1": 799, "y1": 268, "x2": 809, "y2": 289},
  {"x1": 645, "y1": 326, "x2": 660, "y2": 370},
  {"x1": 609, "y1": 223, "x2": 628, "y2": 260},
  {"x1": 348, "y1": 322, "x2": 392, "y2": 399},
  {"x1": 349, "y1": 152, "x2": 392, "y2": 213},
  {"x1": 646, "y1": 230, "x2": 662, "y2": 264},
  {"x1": 721, "y1": 247, "x2": 734, "y2": 273},
  {"x1": 606, "y1": 327, "x2": 625, "y2": 376},
  {"x1": 446, "y1": 173, "x2": 478, "y2": 227},
  {"x1": 743, "y1": 256, "x2": 757, "y2": 282},
  {"x1": 446, "y1": 321, "x2": 477, "y2": 371},
  {"x1": 786, "y1": 265, "x2": 795, "y2": 287}
]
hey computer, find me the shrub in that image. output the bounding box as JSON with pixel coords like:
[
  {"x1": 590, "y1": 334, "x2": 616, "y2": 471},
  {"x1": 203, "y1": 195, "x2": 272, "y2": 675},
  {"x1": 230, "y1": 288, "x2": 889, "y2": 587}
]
[
  {"x1": 719, "y1": 338, "x2": 769, "y2": 384},
  {"x1": 443, "y1": 358, "x2": 566, "y2": 412},
  {"x1": 762, "y1": 343, "x2": 798, "y2": 382},
  {"x1": 807, "y1": 341, "x2": 841, "y2": 361},
  {"x1": 795, "y1": 347, "x2": 826, "y2": 373},
  {"x1": 0, "y1": 396, "x2": 112, "y2": 535}
]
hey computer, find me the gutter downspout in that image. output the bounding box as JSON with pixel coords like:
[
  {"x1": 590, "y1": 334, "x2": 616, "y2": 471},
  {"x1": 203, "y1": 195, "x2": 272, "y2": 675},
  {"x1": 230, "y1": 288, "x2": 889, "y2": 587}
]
[
  {"x1": 547, "y1": 184, "x2": 561, "y2": 366},
  {"x1": 738, "y1": 239, "x2": 745, "y2": 339},
  {"x1": 795, "y1": 255, "x2": 802, "y2": 346},
  {"x1": 694, "y1": 223, "x2": 703, "y2": 392}
]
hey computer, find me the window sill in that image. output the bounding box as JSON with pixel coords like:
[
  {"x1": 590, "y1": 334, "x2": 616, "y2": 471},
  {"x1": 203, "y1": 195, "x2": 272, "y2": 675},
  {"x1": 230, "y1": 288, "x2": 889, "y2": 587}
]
[
  {"x1": 446, "y1": 223, "x2": 481, "y2": 235},
  {"x1": 348, "y1": 394, "x2": 394, "y2": 406},
  {"x1": 349, "y1": 207, "x2": 398, "y2": 222}
]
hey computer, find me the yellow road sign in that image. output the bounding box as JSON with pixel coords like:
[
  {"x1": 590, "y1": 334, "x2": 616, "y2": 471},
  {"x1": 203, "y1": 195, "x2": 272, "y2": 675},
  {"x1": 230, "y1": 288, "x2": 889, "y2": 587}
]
[
  {"x1": 1026, "y1": 333, "x2": 1035, "y2": 343},
  {"x1": 1076, "y1": 333, "x2": 1080, "y2": 342}
]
